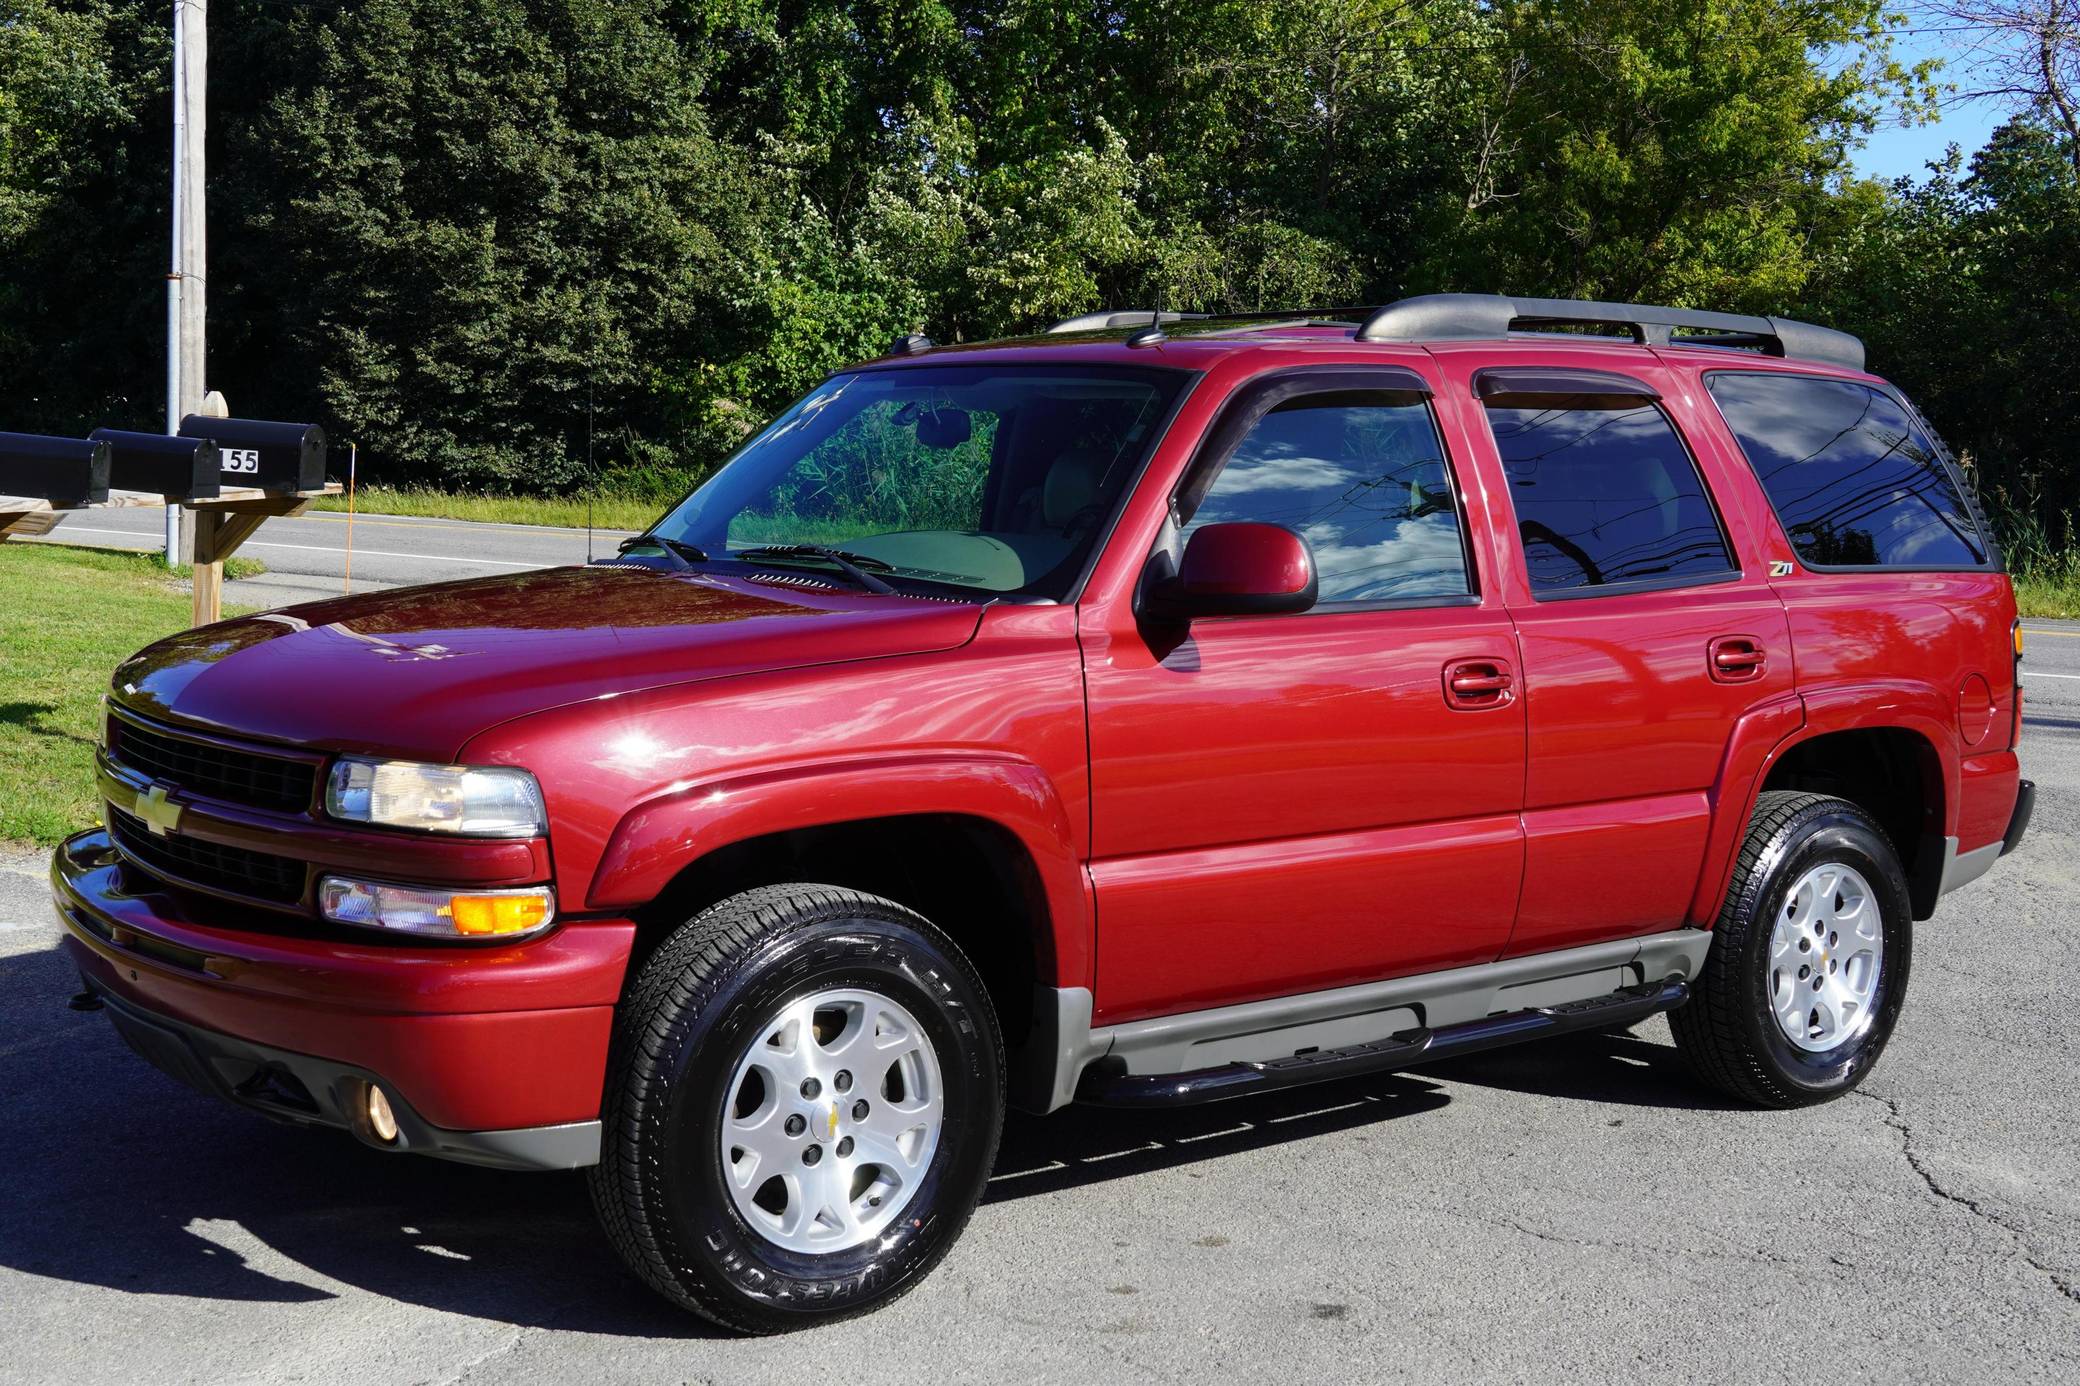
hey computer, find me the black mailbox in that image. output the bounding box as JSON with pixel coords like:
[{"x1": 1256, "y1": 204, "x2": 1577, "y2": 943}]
[
  {"x1": 88, "y1": 429, "x2": 222, "y2": 501},
  {"x1": 0, "y1": 432, "x2": 112, "y2": 506},
  {"x1": 178, "y1": 416, "x2": 326, "y2": 493}
]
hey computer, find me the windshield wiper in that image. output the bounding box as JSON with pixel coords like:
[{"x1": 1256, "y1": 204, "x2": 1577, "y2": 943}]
[
  {"x1": 735, "y1": 544, "x2": 897, "y2": 595},
  {"x1": 615, "y1": 534, "x2": 709, "y2": 569}
]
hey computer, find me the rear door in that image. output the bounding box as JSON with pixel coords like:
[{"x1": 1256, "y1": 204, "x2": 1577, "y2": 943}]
[
  {"x1": 1082, "y1": 365, "x2": 1526, "y2": 1022},
  {"x1": 1436, "y1": 349, "x2": 1796, "y2": 957}
]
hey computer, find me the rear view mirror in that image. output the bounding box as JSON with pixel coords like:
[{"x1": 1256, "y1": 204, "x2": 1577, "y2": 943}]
[
  {"x1": 915, "y1": 409, "x2": 972, "y2": 449},
  {"x1": 1143, "y1": 522, "x2": 1318, "y2": 621}
]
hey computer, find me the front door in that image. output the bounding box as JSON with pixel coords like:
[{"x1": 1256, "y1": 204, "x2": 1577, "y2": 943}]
[{"x1": 1082, "y1": 367, "x2": 1527, "y2": 1024}]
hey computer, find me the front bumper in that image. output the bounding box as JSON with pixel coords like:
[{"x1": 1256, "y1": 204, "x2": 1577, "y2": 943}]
[
  {"x1": 83, "y1": 980, "x2": 601, "y2": 1170},
  {"x1": 52, "y1": 829, "x2": 635, "y2": 1170}
]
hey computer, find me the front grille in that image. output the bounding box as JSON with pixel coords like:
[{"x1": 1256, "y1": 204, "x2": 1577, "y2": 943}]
[
  {"x1": 108, "y1": 715, "x2": 316, "y2": 814},
  {"x1": 108, "y1": 807, "x2": 308, "y2": 904}
]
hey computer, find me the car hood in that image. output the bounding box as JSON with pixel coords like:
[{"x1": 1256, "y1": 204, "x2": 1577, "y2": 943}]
[{"x1": 109, "y1": 564, "x2": 984, "y2": 762}]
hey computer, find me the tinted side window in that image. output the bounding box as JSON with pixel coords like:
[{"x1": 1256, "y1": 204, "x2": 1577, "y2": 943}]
[
  {"x1": 1484, "y1": 397, "x2": 1734, "y2": 593},
  {"x1": 1183, "y1": 391, "x2": 1471, "y2": 603},
  {"x1": 1705, "y1": 373, "x2": 1986, "y2": 568}
]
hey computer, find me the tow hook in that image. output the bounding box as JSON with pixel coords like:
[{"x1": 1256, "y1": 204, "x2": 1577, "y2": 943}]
[{"x1": 68, "y1": 990, "x2": 104, "y2": 1013}]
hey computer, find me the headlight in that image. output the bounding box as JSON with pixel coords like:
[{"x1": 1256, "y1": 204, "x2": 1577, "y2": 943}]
[
  {"x1": 325, "y1": 757, "x2": 546, "y2": 837},
  {"x1": 319, "y1": 876, "x2": 556, "y2": 940}
]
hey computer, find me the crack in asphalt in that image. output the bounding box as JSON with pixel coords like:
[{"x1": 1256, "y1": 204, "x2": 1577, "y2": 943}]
[
  {"x1": 1442, "y1": 1207, "x2": 1806, "y2": 1270},
  {"x1": 1857, "y1": 1088, "x2": 2080, "y2": 1306},
  {"x1": 421, "y1": 1327, "x2": 538, "y2": 1386}
]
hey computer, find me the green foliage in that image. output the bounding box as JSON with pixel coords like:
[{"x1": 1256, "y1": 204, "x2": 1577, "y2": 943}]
[
  {"x1": 0, "y1": 0, "x2": 2070, "y2": 526},
  {"x1": 743, "y1": 401, "x2": 995, "y2": 540},
  {"x1": 1805, "y1": 117, "x2": 2080, "y2": 552},
  {"x1": 208, "y1": 0, "x2": 762, "y2": 491},
  {"x1": 0, "y1": 0, "x2": 165, "y2": 431},
  {"x1": 1424, "y1": 0, "x2": 1937, "y2": 307}
]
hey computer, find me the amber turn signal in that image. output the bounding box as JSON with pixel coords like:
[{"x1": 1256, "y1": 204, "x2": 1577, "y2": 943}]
[
  {"x1": 318, "y1": 876, "x2": 556, "y2": 941},
  {"x1": 449, "y1": 891, "x2": 554, "y2": 936}
]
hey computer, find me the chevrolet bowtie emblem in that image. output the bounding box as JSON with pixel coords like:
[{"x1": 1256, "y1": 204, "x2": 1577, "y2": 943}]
[
  {"x1": 136, "y1": 782, "x2": 183, "y2": 837},
  {"x1": 826, "y1": 1102, "x2": 842, "y2": 1140}
]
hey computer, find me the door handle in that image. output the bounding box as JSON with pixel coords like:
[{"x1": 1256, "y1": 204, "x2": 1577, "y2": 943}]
[
  {"x1": 1709, "y1": 636, "x2": 1767, "y2": 683},
  {"x1": 1444, "y1": 658, "x2": 1515, "y2": 710}
]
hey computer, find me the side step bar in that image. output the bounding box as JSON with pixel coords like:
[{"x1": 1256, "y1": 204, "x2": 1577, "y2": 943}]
[{"x1": 1077, "y1": 978, "x2": 1690, "y2": 1108}]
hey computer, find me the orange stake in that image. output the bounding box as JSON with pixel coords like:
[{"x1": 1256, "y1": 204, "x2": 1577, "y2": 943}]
[{"x1": 343, "y1": 442, "x2": 357, "y2": 594}]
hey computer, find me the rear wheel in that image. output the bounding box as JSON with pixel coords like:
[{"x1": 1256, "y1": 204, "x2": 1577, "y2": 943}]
[
  {"x1": 589, "y1": 885, "x2": 1004, "y2": 1332},
  {"x1": 1672, "y1": 791, "x2": 1912, "y2": 1107}
]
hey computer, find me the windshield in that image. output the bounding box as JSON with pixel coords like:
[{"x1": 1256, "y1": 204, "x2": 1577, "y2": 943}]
[{"x1": 646, "y1": 364, "x2": 1190, "y2": 600}]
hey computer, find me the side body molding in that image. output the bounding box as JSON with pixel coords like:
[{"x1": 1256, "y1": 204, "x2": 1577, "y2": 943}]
[{"x1": 585, "y1": 752, "x2": 1093, "y2": 988}]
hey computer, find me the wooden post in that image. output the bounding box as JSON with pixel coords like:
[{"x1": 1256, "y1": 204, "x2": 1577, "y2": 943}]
[
  {"x1": 0, "y1": 512, "x2": 62, "y2": 542},
  {"x1": 189, "y1": 508, "x2": 226, "y2": 625},
  {"x1": 187, "y1": 493, "x2": 314, "y2": 625}
]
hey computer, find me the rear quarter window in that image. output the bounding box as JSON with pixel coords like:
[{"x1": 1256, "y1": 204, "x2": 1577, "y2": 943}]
[{"x1": 1704, "y1": 373, "x2": 1986, "y2": 569}]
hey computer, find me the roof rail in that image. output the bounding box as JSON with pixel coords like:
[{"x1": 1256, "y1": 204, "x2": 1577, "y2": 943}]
[
  {"x1": 1046, "y1": 310, "x2": 1209, "y2": 334},
  {"x1": 1354, "y1": 293, "x2": 1864, "y2": 372}
]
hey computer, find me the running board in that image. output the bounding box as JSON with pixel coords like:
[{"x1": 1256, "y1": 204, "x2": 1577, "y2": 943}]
[{"x1": 1076, "y1": 977, "x2": 1690, "y2": 1108}]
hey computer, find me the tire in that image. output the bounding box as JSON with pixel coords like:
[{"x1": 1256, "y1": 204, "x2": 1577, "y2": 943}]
[
  {"x1": 1672, "y1": 791, "x2": 1913, "y2": 1108},
  {"x1": 588, "y1": 884, "x2": 1004, "y2": 1333}
]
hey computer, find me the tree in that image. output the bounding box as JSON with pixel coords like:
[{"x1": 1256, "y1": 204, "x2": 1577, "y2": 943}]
[
  {"x1": 212, "y1": 0, "x2": 761, "y2": 489},
  {"x1": 0, "y1": 0, "x2": 167, "y2": 433},
  {"x1": 1808, "y1": 117, "x2": 2080, "y2": 532},
  {"x1": 0, "y1": 0, "x2": 2000, "y2": 496},
  {"x1": 1923, "y1": 0, "x2": 2080, "y2": 177},
  {"x1": 1419, "y1": 0, "x2": 1938, "y2": 308}
]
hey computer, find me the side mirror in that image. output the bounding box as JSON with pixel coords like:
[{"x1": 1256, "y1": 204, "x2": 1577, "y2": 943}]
[{"x1": 1143, "y1": 522, "x2": 1318, "y2": 621}]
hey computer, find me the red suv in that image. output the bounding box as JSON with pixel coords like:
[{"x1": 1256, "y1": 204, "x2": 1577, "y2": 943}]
[{"x1": 54, "y1": 294, "x2": 2032, "y2": 1331}]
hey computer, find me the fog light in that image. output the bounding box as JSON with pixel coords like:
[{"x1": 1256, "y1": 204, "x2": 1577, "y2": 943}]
[{"x1": 365, "y1": 1084, "x2": 400, "y2": 1144}]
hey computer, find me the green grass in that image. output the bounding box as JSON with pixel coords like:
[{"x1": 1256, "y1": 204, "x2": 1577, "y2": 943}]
[
  {"x1": 0, "y1": 545, "x2": 254, "y2": 847},
  {"x1": 2015, "y1": 572, "x2": 2080, "y2": 620},
  {"x1": 183, "y1": 556, "x2": 269, "y2": 582},
  {"x1": 1982, "y1": 491, "x2": 2080, "y2": 619},
  {"x1": 307, "y1": 486, "x2": 665, "y2": 533}
]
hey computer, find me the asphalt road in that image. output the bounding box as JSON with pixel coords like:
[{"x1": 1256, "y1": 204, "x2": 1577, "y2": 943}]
[
  {"x1": 26, "y1": 506, "x2": 643, "y2": 610},
  {"x1": 3, "y1": 626, "x2": 2076, "y2": 1383}
]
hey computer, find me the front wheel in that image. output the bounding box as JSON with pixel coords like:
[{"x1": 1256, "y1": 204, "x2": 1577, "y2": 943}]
[
  {"x1": 1672, "y1": 792, "x2": 1913, "y2": 1107},
  {"x1": 589, "y1": 885, "x2": 1004, "y2": 1332}
]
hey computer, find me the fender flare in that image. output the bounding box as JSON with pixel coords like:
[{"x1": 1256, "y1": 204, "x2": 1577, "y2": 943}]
[
  {"x1": 1687, "y1": 682, "x2": 1956, "y2": 924},
  {"x1": 584, "y1": 752, "x2": 1092, "y2": 988}
]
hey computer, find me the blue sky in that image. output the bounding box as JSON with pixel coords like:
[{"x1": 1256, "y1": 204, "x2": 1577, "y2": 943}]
[{"x1": 1846, "y1": 23, "x2": 2008, "y2": 182}]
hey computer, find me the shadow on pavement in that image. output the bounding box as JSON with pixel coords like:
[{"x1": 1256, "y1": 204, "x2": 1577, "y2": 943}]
[
  {"x1": 0, "y1": 933, "x2": 1725, "y2": 1336},
  {"x1": 1417, "y1": 1024, "x2": 1742, "y2": 1111}
]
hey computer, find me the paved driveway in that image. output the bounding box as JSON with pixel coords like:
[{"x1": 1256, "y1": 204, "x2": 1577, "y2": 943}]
[{"x1": 2, "y1": 626, "x2": 2076, "y2": 1383}]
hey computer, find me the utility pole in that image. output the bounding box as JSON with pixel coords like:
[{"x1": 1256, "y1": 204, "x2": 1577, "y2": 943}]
[{"x1": 164, "y1": 0, "x2": 206, "y2": 566}]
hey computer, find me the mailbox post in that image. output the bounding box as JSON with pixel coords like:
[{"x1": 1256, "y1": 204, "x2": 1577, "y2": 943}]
[{"x1": 175, "y1": 417, "x2": 329, "y2": 624}]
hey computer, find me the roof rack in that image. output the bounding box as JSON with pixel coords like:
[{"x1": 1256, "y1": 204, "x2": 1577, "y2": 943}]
[
  {"x1": 1044, "y1": 295, "x2": 1865, "y2": 371},
  {"x1": 1046, "y1": 310, "x2": 1208, "y2": 333},
  {"x1": 1043, "y1": 307, "x2": 1370, "y2": 334},
  {"x1": 1354, "y1": 294, "x2": 1865, "y2": 372}
]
